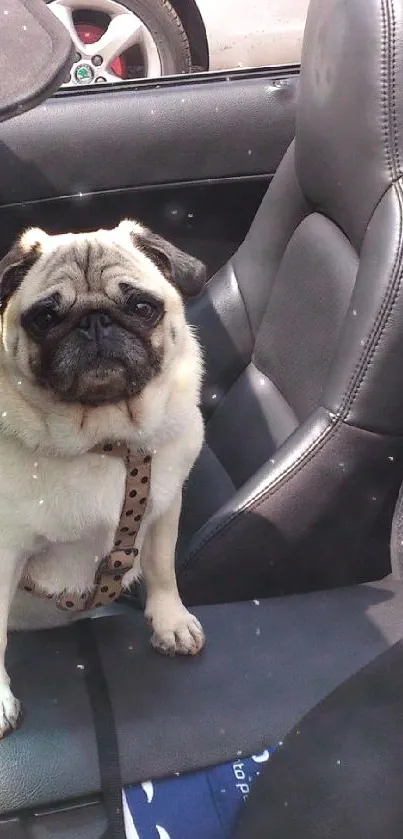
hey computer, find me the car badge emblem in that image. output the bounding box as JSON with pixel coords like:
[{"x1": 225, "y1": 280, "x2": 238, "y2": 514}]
[{"x1": 74, "y1": 63, "x2": 95, "y2": 85}]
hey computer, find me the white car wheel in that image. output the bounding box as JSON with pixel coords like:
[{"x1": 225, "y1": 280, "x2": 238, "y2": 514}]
[{"x1": 48, "y1": 0, "x2": 192, "y2": 85}]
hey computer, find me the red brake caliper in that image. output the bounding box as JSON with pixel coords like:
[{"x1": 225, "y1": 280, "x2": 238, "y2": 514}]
[{"x1": 75, "y1": 21, "x2": 127, "y2": 78}]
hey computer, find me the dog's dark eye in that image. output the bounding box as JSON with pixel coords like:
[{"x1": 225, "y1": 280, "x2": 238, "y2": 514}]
[
  {"x1": 125, "y1": 295, "x2": 162, "y2": 326},
  {"x1": 132, "y1": 301, "x2": 155, "y2": 320},
  {"x1": 23, "y1": 307, "x2": 62, "y2": 336}
]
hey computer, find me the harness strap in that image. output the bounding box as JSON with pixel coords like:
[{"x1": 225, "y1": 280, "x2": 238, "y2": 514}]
[{"x1": 19, "y1": 442, "x2": 152, "y2": 612}]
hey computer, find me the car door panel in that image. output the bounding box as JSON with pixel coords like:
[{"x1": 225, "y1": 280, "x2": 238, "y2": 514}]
[
  {"x1": 0, "y1": 70, "x2": 297, "y2": 272},
  {"x1": 0, "y1": 71, "x2": 297, "y2": 205}
]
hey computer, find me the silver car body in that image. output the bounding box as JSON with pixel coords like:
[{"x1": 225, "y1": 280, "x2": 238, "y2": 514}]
[{"x1": 196, "y1": 0, "x2": 310, "y2": 71}]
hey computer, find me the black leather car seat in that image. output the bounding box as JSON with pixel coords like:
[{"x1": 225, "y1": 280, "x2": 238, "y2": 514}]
[
  {"x1": 5, "y1": 3, "x2": 403, "y2": 835},
  {"x1": 176, "y1": 0, "x2": 403, "y2": 607}
]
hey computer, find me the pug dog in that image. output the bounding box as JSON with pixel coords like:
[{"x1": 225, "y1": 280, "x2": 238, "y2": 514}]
[{"x1": 0, "y1": 220, "x2": 206, "y2": 738}]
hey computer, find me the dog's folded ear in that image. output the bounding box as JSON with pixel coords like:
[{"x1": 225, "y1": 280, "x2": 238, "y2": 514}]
[
  {"x1": 119, "y1": 220, "x2": 207, "y2": 298},
  {"x1": 0, "y1": 229, "x2": 47, "y2": 313}
]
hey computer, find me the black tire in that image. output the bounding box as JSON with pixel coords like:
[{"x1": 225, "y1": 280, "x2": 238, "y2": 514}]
[
  {"x1": 47, "y1": 0, "x2": 193, "y2": 77},
  {"x1": 119, "y1": 0, "x2": 192, "y2": 75}
]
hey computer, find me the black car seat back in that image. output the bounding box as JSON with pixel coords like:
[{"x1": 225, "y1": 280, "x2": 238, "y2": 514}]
[{"x1": 179, "y1": 0, "x2": 403, "y2": 606}]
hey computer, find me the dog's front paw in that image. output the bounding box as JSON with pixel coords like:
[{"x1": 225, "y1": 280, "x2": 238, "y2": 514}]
[
  {"x1": 146, "y1": 600, "x2": 205, "y2": 657},
  {"x1": 0, "y1": 683, "x2": 22, "y2": 739}
]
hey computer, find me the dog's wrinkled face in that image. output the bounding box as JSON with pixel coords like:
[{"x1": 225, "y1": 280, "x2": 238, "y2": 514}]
[{"x1": 0, "y1": 220, "x2": 205, "y2": 406}]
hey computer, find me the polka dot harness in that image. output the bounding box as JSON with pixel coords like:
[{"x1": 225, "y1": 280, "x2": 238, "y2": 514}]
[{"x1": 19, "y1": 442, "x2": 152, "y2": 612}]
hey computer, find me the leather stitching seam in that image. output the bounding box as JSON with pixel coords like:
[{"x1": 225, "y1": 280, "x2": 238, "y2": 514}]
[
  {"x1": 336, "y1": 0, "x2": 403, "y2": 416},
  {"x1": 339, "y1": 180, "x2": 403, "y2": 414},
  {"x1": 388, "y1": 0, "x2": 400, "y2": 175}
]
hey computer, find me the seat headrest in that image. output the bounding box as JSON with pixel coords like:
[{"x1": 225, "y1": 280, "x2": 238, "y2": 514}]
[{"x1": 296, "y1": 0, "x2": 403, "y2": 249}]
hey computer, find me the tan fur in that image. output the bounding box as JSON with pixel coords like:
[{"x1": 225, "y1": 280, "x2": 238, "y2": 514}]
[{"x1": 0, "y1": 220, "x2": 205, "y2": 738}]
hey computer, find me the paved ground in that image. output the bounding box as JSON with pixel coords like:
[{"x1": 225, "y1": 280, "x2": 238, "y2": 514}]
[{"x1": 197, "y1": 0, "x2": 310, "y2": 71}]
